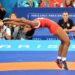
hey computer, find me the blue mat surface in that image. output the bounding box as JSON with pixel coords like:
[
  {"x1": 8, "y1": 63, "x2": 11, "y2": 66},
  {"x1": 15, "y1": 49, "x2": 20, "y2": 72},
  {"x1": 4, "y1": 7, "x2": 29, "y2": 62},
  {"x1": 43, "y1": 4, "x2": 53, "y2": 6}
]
[
  {"x1": 0, "y1": 51, "x2": 75, "y2": 62},
  {"x1": 0, "y1": 70, "x2": 75, "y2": 75}
]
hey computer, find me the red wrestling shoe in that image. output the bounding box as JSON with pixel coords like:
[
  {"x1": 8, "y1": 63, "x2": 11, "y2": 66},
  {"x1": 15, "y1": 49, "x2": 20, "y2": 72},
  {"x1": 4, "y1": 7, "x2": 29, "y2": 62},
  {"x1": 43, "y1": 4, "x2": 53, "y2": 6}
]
[{"x1": 56, "y1": 59, "x2": 62, "y2": 68}]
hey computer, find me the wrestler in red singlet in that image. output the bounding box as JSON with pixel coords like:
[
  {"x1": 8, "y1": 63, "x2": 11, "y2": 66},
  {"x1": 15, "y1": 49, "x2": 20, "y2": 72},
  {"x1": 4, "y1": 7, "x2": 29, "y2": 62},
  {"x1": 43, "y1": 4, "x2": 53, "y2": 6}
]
[{"x1": 34, "y1": 18, "x2": 59, "y2": 35}]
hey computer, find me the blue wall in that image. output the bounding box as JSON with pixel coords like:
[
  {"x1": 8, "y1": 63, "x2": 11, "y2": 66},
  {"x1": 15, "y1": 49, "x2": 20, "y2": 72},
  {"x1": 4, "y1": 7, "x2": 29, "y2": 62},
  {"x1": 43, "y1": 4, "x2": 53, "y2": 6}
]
[
  {"x1": 13, "y1": 8, "x2": 75, "y2": 40},
  {"x1": 0, "y1": 0, "x2": 17, "y2": 17}
]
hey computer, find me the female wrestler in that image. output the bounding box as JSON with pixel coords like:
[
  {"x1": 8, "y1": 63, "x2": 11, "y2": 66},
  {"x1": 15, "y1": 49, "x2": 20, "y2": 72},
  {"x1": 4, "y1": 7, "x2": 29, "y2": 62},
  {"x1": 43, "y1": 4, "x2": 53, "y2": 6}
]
[{"x1": 3, "y1": 17, "x2": 70, "y2": 70}]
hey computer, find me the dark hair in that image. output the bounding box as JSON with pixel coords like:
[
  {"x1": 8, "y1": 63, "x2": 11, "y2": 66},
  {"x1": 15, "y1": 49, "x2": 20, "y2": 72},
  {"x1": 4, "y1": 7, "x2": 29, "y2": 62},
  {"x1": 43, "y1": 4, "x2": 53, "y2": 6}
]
[
  {"x1": 65, "y1": 0, "x2": 73, "y2": 6},
  {"x1": 63, "y1": 11, "x2": 69, "y2": 14},
  {"x1": 11, "y1": 12, "x2": 16, "y2": 15},
  {"x1": 26, "y1": 28, "x2": 35, "y2": 36},
  {"x1": 10, "y1": 12, "x2": 16, "y2": 18}
]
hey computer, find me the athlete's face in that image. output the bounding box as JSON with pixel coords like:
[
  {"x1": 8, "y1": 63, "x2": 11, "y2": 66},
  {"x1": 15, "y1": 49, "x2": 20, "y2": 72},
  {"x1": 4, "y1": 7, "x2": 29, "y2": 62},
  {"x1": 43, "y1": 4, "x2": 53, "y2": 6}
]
[
  {"x1": 29, "y1": 0, "x2": 33, "y2": 3},
  {"x1": 10, "y1": 13, "x2": 17, "y2": 19},
  {"x1": 41, "y1": 0, "x2": 44, "y2": 2},
  {"x1": 0, "y1": 3, "x2": 2, "y2": 8},
  {"x1": 46, "y1": 0, "x2": 50, "y2": 2},
  {"x1": 62, "y1": 13, "x2": 69, "y2": 21},
  {"x1": 65, "y1": 0, "x2": 72, "y2": 5},
  {"x1": 24, "y1": 24, "x2": 32, "y2": 32}
]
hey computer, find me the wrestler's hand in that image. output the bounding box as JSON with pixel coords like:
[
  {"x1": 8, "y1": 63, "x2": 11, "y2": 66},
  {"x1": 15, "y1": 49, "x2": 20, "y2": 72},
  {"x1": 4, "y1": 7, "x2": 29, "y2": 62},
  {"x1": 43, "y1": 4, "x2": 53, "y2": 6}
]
[{"x1": 64, "y1": 29, "x2": 68, "y2": 32}]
